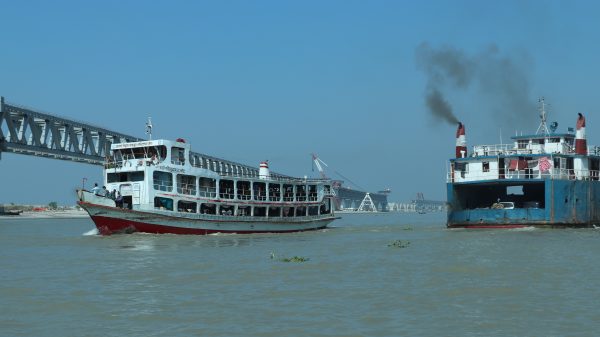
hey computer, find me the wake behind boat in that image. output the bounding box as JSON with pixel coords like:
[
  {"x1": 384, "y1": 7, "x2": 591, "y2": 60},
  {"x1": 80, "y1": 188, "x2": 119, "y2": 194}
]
[{"x1": 77, "y1": 137, "x2": 338, "y2": 235}]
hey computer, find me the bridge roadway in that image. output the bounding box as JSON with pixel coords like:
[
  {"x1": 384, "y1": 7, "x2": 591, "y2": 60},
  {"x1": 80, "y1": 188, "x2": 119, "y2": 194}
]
[{"x1": 0, "y1": 96, "x2": 289, "y2": 179}]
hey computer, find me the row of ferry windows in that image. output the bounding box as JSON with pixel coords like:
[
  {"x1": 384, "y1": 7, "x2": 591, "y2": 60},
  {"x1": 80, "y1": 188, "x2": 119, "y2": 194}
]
[
  {"x1": 154, "y1": 197, "x2": 331, "y2": 216},
  {"x1": 149, "y1": 171, "x2": 326, "y2": 201}
]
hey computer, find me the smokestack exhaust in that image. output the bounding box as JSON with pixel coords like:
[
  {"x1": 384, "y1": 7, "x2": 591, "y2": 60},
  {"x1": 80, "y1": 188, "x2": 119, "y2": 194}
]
[
  {"x1": 575, "y1": 113, "x2": 587, "y2": 155},
  {"x1": 456, "y1": 122, "x2": 467, "y2": 158}
]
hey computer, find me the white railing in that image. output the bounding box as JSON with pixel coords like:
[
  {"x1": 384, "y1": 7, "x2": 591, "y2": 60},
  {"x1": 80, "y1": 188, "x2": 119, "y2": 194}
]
[
  {"x1": 153, "y1": 180, "x2": 173, "y2": 192},
  {"x1": 447, "y1": 168, "x2": 600, "y2": 182},
  {"x1": 176, "y1": 182, "x2": 197, "y2": 195},
  {"x1": 199, "y1": 187, "x2": 217, "y2": 198},
  {"x1": 472, "y1": 143, "x2": 600, "y2": 157}
]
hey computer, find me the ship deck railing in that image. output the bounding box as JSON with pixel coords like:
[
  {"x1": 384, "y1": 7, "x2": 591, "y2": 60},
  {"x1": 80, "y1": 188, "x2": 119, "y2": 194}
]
[
  {"x1": 104, "y1": 155, "x2": 331, "y2": 184},
  {"x1": 447, "y1": 167, "x2": 600, "y2": 183},
  {"x1": 471, "y1": 144, "x2": 600, "y2": 157},
  {"x1": 148, "y1": 208, "x2": 334, "y2": 221}
]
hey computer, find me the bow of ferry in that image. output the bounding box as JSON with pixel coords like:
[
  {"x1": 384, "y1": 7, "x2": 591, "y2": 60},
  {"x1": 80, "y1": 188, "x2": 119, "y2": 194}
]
[{"x1": 447, "y1": 102, "x2": 600, "y2": 228}]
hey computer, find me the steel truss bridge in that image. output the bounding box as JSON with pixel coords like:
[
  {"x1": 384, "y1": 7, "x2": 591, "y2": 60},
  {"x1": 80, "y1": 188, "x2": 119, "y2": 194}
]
[{"x1": 0, "y1": 96, "x2": 285, "y2": 179}]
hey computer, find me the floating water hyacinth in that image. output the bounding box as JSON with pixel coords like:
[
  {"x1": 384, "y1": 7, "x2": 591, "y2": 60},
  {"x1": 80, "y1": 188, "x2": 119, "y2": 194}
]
[
  {"x1": 388, "y1": 240, "x2": 411, "y2": 248},
  {"x1": 280, "y1": 256, "x2": 310, "y2": 263},
  {"x1": 270, "y1": 252, "x2": 309, "y2": 262}
]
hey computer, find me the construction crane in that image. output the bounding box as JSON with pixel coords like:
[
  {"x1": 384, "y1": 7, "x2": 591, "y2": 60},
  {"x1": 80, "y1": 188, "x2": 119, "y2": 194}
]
[
  {"x1": 311, "y1": 153, "x2": 329, "y2": 179},
  {"x1": 311, "y1": 153, "x2": 366, "y2": 191}
]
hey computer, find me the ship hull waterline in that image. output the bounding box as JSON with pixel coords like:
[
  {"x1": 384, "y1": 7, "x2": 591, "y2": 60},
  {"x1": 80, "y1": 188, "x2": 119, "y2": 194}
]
[{"x1": 79, "y1": 202, "x2": 337, "y2": 235}]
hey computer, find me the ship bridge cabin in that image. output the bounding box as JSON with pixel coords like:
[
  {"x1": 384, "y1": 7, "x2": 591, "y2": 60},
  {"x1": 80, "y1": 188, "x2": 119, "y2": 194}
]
[
  {"x1": 102, "y1": 139, "x2": 333, "y2": 218},
  {"x1": 448, "y1": 132, "x2": 600, "y2": 212}
]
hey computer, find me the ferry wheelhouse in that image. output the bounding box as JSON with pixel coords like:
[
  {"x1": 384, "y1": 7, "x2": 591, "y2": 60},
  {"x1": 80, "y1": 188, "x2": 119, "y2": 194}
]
[
  {"x1": 447, "y1": 101, "x2": 600, "y2": 228},
  {"x1": 77, "y1": 138, "x2": 337, "y2": 235}
]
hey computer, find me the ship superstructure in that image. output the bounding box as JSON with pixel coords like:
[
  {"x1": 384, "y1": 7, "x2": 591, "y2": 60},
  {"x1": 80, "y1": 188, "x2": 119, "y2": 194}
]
[
  {"x1": 78, "y1": 138, "x2": 337, "y2": 235},
  {"x1": 447, "y1": 99, "x2": 600, "y2": 228}
]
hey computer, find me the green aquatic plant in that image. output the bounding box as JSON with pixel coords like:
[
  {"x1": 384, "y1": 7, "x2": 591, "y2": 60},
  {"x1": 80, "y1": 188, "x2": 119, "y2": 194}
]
[
  {"x1": 388, "y1": 240, "x2": 410, "y2": 248},
  {"x1": 280, "y1": 256, "x2": 310, "y2": 263},
  {"x1": 270, "y1": 252, "x2": 309, "y2": 262}
]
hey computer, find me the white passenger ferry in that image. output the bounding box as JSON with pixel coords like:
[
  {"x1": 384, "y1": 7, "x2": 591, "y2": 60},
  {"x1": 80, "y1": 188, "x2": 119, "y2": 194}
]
[{"x1": 77, "y1": 138, "x2": 338, "y2": 235}]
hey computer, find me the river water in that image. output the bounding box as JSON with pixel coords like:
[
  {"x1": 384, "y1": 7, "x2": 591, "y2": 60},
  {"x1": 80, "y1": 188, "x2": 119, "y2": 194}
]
[{"x1": 1, "y1": 212, "x2": 600, "y2": 337}]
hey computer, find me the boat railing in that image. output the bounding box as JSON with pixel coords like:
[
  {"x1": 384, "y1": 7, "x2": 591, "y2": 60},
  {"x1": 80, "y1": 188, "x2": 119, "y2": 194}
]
[
  {"x1": 472, "y1": 144, "x2": 600, "y2": 157},
  {"x1": 154, "y1": 180, "x2": 173, "y2": 192},
  {"x1": 253, "y1": 194, "x2": 267, "y2": 201},
  {"x1": 178, "y1": 212, "x2": 331, "y2": 222},
  {"x1": 237, "y1": 189, "x2": 252, "y2": 200},
  {"x1": 447, "y1": 167, "x2": 600, "y2": 182},
  {"x1": 198, "y1": 187, "x2": 217, "y2": 198},
  {"x1": 176, "y1": 182, "x2": 197, "y2": 195},
  {"x1": 217, "y1": 171, "x2": 330, "y2": 183}
]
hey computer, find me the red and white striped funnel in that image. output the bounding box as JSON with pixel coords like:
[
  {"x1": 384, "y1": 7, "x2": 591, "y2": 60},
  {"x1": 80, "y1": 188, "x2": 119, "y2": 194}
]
[
  {"x1": 575, "y1": 113, "x2": 587, "y2": 155},
  {"x1": 455, "y1": 122, "x2": 467, "y2": 158},
  {"x1": 259, "y1": 161, "x2": 270, "y2": 179}
]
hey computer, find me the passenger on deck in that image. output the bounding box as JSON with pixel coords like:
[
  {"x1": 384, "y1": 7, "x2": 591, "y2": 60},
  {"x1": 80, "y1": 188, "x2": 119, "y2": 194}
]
[
  {"x1": 92, "y1": 183, "x2": 101, "y2": 195},
  {"x1": 101, "y1": 186, "x2": 108, "y2": 197},
  {"x1": 116, "y1": 192, "x2": 123, "y2": 208}
]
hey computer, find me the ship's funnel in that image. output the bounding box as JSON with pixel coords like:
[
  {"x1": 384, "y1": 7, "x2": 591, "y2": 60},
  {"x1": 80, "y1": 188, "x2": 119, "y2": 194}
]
[
  {"x1": 259, "y1": 161, "x2": 270, "y2": 180},
  {"x1": 455, "y1": 122, "x2": 467, "y2": 158},
  {"x1": 575, "y1": 113, "x2": 587, "y2": 155}
]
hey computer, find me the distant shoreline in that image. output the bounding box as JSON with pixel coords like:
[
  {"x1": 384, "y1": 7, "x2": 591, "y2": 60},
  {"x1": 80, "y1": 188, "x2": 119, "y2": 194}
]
[{"x1": 0, "y1": 210, "x2": 88, "y2": 219}]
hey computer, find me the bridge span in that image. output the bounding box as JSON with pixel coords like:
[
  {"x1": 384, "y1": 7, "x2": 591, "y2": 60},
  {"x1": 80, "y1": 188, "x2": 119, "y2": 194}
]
[{"x1": 0, "y1": 96, "x2": 287, "y2": 179}]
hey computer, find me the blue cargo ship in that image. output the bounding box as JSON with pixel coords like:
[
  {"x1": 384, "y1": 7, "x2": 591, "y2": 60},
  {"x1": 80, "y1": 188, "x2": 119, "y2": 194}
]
[{"x1": 447, "y1": 99, "x2": 600, "y2": 228}]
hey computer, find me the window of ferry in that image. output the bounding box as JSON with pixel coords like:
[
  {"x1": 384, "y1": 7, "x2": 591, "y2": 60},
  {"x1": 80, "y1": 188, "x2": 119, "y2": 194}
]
[
  {"x1": 268, "y1": 207, "x2": 281, "y2": 217},
  {"x1": 200, "y1": 203, "x2": 216, "y2": 214},
  {"x1": 237, "y1": 206, "x2": 250, "y2": 216},
  {"x1": 283, "y1": 184, "x2": 294, "y2": 201},
  {"x1": 153, "y1": 171, "x2": 173, "y2": 192},
  {"x1": 283, "y1": 206, "x2": 294, "y2": 217},
  {"x1": 253, "y1": 182, "x2": 266, "y2": 201},
  {"x1": 177, "y1": 174, "x2": 197, "y2": 195},
  {"x1": 308, "y1": 206, "x2": 319, "y2": 216},
  {"x1": 219, "y1": 205, "x2": 234, "y2": 216},
  {"x1": 177, "y1": 200, "x2": 197, "y2": 213},
  {"x1": 483, "y1": 162, "x2": 490, "y2": 173},
  {"x1": 237, "y1": 181, "x2": 251, "y2": 200},
  {"x1": 147, "y1": 146, "x2": 167, "y2": 162},
  {"x1": 308, "y1": 185, "x2": 318, "y2": 201},
  {"x1": 154, "y1": 197, "x2": 173, "y2": 211},
  {"x1": 171, "y1": 147, "x2": 186, "y2": 165},
  {"x1": 107, "y1": 172, "x2": 144, "y2": 183},
  {"x1": 199, "y1": 178, "x2": 216, "y2": 197},
  {"x1": 268, "y1": 183, "x2": 281, "y2": 201},
  {"x1": 219, "y1": 180, "x2": 234, "y2": 199},
  {"x1": 296, "y1": 185, "x2": 306, "y2": 201},
  {"x1": 295, "y1": 206, "x2": 306, "y2": 217},
  {"x1": 254, "y1": 207, "x2": 267, "y2": 217}
]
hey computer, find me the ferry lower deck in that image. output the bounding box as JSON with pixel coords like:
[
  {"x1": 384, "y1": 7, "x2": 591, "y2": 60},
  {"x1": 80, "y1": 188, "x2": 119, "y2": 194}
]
[{"x1": 447, "y1": 179, "x2": 600, "y2": 228}]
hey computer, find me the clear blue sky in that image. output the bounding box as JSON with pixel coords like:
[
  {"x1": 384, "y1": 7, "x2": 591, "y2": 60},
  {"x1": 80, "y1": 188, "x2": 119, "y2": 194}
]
[{"x1": 2, "y1": 0, "x2": 600, "y2": 205}]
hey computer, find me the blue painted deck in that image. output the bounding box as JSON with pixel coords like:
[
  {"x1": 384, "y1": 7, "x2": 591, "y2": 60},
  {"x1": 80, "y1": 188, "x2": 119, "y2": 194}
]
[{"x1": 447, "y1": 179, "x2": 600, "y2": 227}]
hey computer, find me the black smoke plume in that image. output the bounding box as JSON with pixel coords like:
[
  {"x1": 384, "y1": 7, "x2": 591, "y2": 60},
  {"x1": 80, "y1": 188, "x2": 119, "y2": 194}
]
[{"x1": 416, "y1": 43, "x2": 535, "y2": 127}]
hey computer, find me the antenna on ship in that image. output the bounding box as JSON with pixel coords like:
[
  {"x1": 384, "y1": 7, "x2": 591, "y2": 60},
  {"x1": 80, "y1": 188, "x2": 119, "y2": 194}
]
[
  {"x1": 145, "y1": 117, "x2": 153, "y2": 140},
  {"x1": 536, "y1": 97, "x2": 550, "y2": 136}
]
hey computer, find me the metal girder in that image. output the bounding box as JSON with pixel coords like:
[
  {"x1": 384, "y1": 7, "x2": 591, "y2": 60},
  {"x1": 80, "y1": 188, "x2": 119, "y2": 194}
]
[
  {"x1": 0, "y1": 96, "x2": 294, "y2": 180},
  {"x1": 0, "y1": 97, "x2": 140, "y2": 165}
]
